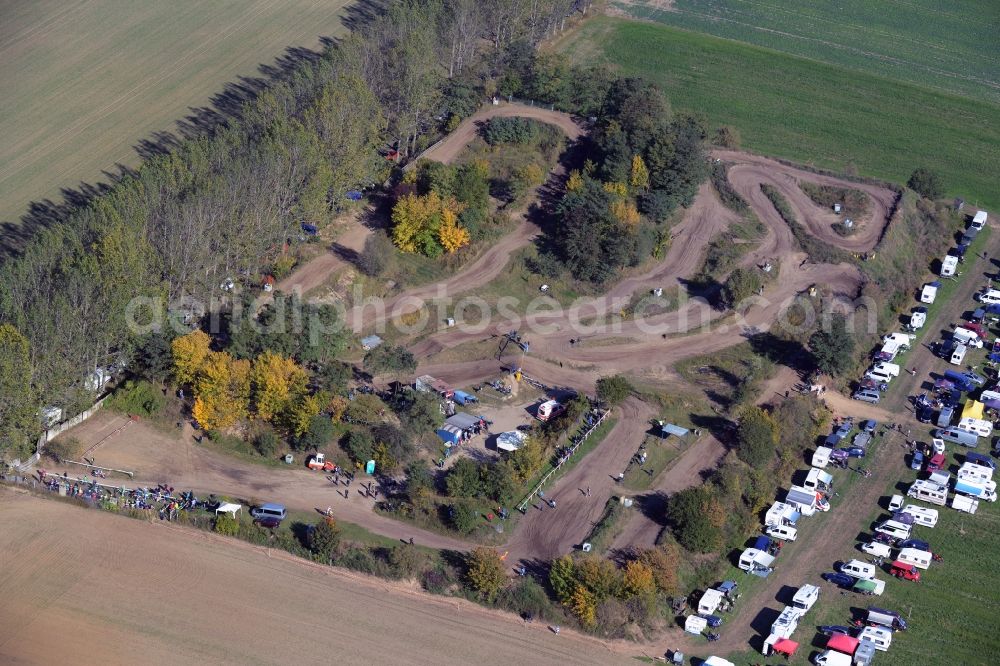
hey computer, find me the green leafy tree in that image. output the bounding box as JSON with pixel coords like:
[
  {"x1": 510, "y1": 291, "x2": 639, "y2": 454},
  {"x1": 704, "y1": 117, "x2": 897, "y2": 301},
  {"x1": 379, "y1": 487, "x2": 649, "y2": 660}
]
[
  {"x1": 297, "y1": 414, "x2": 336, "y2": 451},
  {"x1": 737, "y1": 406, "x2": 780, "y2": 467},
  {"x1": 0, "y1": 324, "x2": 37, "y2": 456},
  {"x1": 449, "y1": 503, "x2": 480, "y2": 533},
  {"x1": 548, "y1": 555, "x2": 578, "y2": 603},
  {"x1": 667, "y1": 487, "x2": 723, "y2": 552},
  {"x1": 446, "y1": 458, "x2": 482, "y2": 497},
  {"x1": 402, "y1": 390, "x2": 442, "y2": 434},
  {"x1": 719, "y1": 267, "x2": 764, "y2": 309},
  {"x1": 358, "y1": 232, "x2": 394, "y2": 277},
  {"x1": 405, "y1": 461, "x2": 435, "y2": 499},
  {"x1": 809, "y1": 314, "x2": 856, "y2": 376},
  {"x1": 465, "y1": 547, "x2": 507, "y2": 602},
  {"x1": 907, "y1": 167, "x2": 943, "y2": 199},
  {"x1": 596, "y1": 374, "x2": 633, "y2": 405},
  {"x1": 308, "y1": 517, "x2": 342, "y2": 561},
  {"x1": 342, "y1": 430, "x2": 375, "y2": 463},
  {"x1": 363, "y1": 344, "x2": 417, "y2": 381}
]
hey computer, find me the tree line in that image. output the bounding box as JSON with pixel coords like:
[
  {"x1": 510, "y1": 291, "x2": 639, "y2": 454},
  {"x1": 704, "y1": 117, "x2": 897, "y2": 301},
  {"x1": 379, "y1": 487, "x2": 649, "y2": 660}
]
[{"x1": 0, "y1": 0, "x2": 585, "y2": 456}]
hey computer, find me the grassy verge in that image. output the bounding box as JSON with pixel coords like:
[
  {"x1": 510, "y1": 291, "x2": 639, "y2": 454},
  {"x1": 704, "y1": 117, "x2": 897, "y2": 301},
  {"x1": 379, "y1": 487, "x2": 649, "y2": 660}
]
[
  {"x1": 582, "y1": 498, "x2": 628, "y2": 553},
  {"x1": 558, "y1": 17, "x2": 1000, "y2": 211},
  {"x1": 676, "y1": 342, "x2": 777, "y2": 409}
]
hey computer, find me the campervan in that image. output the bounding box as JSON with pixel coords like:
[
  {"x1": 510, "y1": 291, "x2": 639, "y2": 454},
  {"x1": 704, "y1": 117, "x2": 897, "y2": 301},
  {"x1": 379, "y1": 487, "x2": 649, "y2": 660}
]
[
  {"x1": 897, "y1": 547, "x2": 932, "y2": 570},
  {"x1": 901, "y1": 505, "x2": 939, "y2": 528},
  {"x1": 866, "y1": 607, "x2": 908, "y2": 631},
  {"x1": 952, "y1": 494, "x2": 979, "y2": 514},
  {"x1": 864, "y1": 368, "x2": 893, "y2": 383},
  {"x1": 812, "y1": 446, "x2": 832, "y2": 468},
  {"x1": 950, "y1": 343, "x2": 967, "y2": 365},
  {"x1": 792, "y1": 584, "x2": 820, "y2": 613},
  {"x1": 920, "y1": 283, "x2": 938, "y2": 304},
  {"x1": 940, "y1": 255, "x2": 959, "y2": 277},
  {"x1": 935, "y1": 427, "x2": 979, "y2": 447},
  {"x1": 953, "y1": 327, "x2": 984, "y2": 348},
  {"x1": 764, "y1": 501, "x2": 800, "y2": 528},
  {"x1": 954, "y1": 478, "x2": 998, "y2": 502},
  {"x1": 858, "y1": 626, "x2": 893, "y2": 652},
  {"x1": 957, "y1": 417, "x2": 993, "y2": 437},
  {"x1": 957, "y1": 462, "x2": 993, "y2": 484},
  {"x1": 910, "y1": 307, "x2": 927, "y2": 330},
  {"x1": 907, "y1": 480, "x2": 948, "y2": 506},
  {"x1": 738, "y1": 548, "x2": 775, "y2": 574},
  {"x1": 803, "y1": 467, "x2": 833, "y2": 492},
  {"x1": 871, "y1": 361, "x2": 900, "y2": 377}
]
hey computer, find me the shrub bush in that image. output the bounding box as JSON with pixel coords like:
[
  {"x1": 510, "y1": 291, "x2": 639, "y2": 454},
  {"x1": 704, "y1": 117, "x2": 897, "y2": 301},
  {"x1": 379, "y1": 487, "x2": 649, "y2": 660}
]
[
  {"x1": 213, "y1": 514, "x2": 239, "y2": 536},
  {"x1": 480, "y1": 117, "x2": 540, "y2": 145},
  {"x1": 106, "y1": 380, "x2": 165, "y2": 417}
]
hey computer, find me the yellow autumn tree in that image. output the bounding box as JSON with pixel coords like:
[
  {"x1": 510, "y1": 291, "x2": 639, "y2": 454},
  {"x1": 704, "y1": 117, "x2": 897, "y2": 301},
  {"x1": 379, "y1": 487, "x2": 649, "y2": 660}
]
[
  {"x1": 171, "y1": 330, "x2": 211, "y2": 385},
  {"x1": 569, "y1": 583, "x2": 597, "y2": 628},
  {"x1": 191, "y1": 351, "x2": 250, "y2": 430},
  {"x1": 251, "y1": 351, "x2": 309, "y2": 423},
  {"x1": 603, "y1": 181, "x2": 628, "y2": 197},
  {"x1": 566, "y1": 169, "x2": 584, "y2": 192},
  {"x1": 630, "y1": 155, "x2": 649, "y2": 191},
  {"x1": 438, "y1": 208, "x2": 470, "y2": 253},
  {"x1": 391, "y1": 191, "x2": 465, "y2": 256},
  {"x1": 621, "y1": 560, "x2": 656, "y2": 599},
  {"x1": 328, "y1": 395, "x2": 349, "y2": 423},
  {"x1": 610, "y1": 198, "x2": 641, "y2": 228},
  {"x1": 515, "y1": 163, "x2": 545, "y2": 189},
  {"x1": 285, "y1": 393, "x2": 321, "y2": 438}
]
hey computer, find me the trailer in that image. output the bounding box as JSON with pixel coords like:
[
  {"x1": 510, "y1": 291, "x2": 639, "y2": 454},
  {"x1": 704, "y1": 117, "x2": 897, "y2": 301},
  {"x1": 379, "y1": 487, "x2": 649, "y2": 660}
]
[
  {"x1": 812, "y1": 446, "x2": 833, "y2": 468},
  {"x1": 952, "y1": 494, "x2": 979, "y2": 514}
]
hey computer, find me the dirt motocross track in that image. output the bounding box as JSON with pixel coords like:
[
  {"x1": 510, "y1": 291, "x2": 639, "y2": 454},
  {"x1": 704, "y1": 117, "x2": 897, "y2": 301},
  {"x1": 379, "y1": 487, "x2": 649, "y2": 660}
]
[{"x1": 32, "y1": 104, "x2": 902, "y2": 662}]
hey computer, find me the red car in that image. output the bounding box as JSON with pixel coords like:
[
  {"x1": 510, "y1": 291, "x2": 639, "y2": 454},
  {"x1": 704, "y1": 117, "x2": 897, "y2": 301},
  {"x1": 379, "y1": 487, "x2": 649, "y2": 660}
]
[
  {"x1": 890, "y1": 560, "x2": 921, "y2": 582},
  {"x1": 964, "y1": 322, "x2": 989, "y2": 338},
  {"x1": 926, "y1": 453, "x2": 946, "y2": 473}
]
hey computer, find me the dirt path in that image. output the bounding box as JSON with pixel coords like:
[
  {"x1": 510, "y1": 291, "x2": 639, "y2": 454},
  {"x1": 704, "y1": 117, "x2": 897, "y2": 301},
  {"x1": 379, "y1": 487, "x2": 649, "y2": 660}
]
[
  {"x1": 274, "y1": 222, "x2": 371, "y2": 298},
  {"x1": 503, "y1": 398, "x2": 656, "y2": 565},
  {"x1": 607, "y1": 434, "x2": 728, "y2": 554},
  {"x1": 0, "y1": 487, "x2": 629, "y2": 665},
  {"x1": 416, "y1": 103, "x2": 585, "y2": 166},
  {"x1": 715, "y1": 150, "x2": 898, "y2": 252},
  {"x1": 45, "y1": 411, "x2": 471, "y2": 552}
]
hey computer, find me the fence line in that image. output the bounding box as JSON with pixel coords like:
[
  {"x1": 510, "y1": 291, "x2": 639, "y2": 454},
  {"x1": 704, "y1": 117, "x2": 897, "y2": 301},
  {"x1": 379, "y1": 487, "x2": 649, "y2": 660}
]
[
  {"x1": 516, "y1": 407, "x2": 611, "y2": 513},
  {"x1": 12, "y1": 397, "x2": 109, "y2": 473}
]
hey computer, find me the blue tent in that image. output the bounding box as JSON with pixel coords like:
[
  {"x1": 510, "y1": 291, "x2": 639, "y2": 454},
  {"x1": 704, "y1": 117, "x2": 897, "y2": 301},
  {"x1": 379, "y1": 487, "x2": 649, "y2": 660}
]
[
  {"x1": 346, "y1": 190, "x2": 363, "y2": 201},
  {"x1": 436, "y1": 425, "x2": 462, "y2": 445},
  {"x1": 453, "y1": 390, "x2": 478, "y2": 405}
]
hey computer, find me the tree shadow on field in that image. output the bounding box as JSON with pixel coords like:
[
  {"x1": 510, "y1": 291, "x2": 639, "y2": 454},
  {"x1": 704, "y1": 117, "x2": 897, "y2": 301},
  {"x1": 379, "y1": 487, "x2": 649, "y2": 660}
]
[{"x1": 337, "y1": 0, "x2": 392, "y2": 36}]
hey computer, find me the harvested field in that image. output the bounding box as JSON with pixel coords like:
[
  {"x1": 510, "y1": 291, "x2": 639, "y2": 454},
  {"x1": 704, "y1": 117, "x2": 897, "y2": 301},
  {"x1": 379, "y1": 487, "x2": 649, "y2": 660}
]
[
  {"x1": 0, "y1": 487, "x2": 627, "y2": 665},
  {"x1": 0, "y1": 0, "x2": 353, "y2": 227}
]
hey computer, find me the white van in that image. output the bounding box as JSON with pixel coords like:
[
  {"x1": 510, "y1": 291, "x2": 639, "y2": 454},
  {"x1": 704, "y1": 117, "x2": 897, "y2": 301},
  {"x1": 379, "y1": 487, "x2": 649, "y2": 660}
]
[
  {"x1": 901, "y1": 504, "x2": 939, "y2": 528},
  {"x1": 765, "y1": 523, "x2": 797, "y2": 541},
  {"x1": 941, "y1": 255, "x2": 959, "y2": 277},
  {"x1": 950, "y1": 343, "x2": 967, "y2": 365},
  {"x1": 957, "y1": 417, "x2": 993, "y2": 437},
  {"x1": 936, "y1": 427, "x2": 979, "y2": 447},
  {"x1": 920, "y1": 283, "x2": 938, "y2": 304},
  {"x1": 803, "y1": 467, "x2": 833, "y2": 492},
  {"x1": 840, "y1": 559, "x2": 877, "y2": 580},
  {"x1": 888, "y1": 494, "x2": 904, "y2": 511},
  {"x1": 865, "y1": 368, "x2": 893, "y2": 383},
  {"x1": 874, "y1": 520, "x2": 911, "y2": 540},
  {"x1": 861, "y1": 542, "x2": 892, "y2": 558},
  {"x1": 907, "y1": 480, "x2": 948, "y2": 506},
  {"x1": 953, "y1": 327, "x2": 984, "y2": 348},
  {"x1": 972, "y1": 210, "x2": 988, "y2": 230},
  {"x1": 898, "y1": 547, "x2": 932, "y2": 570},
  {"x1": 978, "y1": 289, "x2": 1000, "y2": 304},
  {"x1": 871, "y1": 361, "x2": 900, "y2": 377},
  {"x1": 858, "y1": 626, "x2": 893, "y2": 652},
  {"x1": 812, "y1": 650, "x2": 852, "y2": 666}
]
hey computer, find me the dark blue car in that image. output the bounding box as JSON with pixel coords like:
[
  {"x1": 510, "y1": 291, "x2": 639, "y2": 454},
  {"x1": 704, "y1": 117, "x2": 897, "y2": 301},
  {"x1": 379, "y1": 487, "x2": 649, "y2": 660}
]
[
  {"x1": 818, "y1": 625, "x2": 854, "y2": 637},
  {"x1": 821, "y1": 572, "x2": 855, "y2": 588},
  {"x1": 837, "y1": 446, "x2": 866, "y2": 458},
  {"x1": 898, "y1": 538, "x2": 930, "y2": 552},
  {"x1": 910, "y1": 450, "x2": 925, "y2": 470},
  {"x1": 862, "y1": 420, "x2": 877, "y2": 433}
]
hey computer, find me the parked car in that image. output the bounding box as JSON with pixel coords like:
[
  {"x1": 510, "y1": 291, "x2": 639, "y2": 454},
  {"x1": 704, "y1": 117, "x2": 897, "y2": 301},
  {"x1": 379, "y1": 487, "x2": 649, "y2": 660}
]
[
  {"x1": 852, "y1": 390, "x2": 880, "y2": 404},
  {"x1": 818, "y1": 625, "x2": 854, "y2": 637},
  {"x1": 862, "y1": 420, "x2": 877, "y2": 433},
  {"x1": 861, "y1": 542, "x2": 892, "y2": 558},
  {"x1": 821, "y1": 572, "x2": 855, "y2": 588},
  {"x1": 966, "y1": 451, "x2": 997, "y2": 469},
  {"x1": 910, "y1": 450, "x2": 925, "y2": 470},
  {"x1": 838, "y1": 446, "x2": 866, "y2": 458},
  {"x1": 889, "y1": 561, "x2": 921, "y2": 582},
  {"x1": 915, "y1": 404, "x2": 934, "y2": 423},
  {"x1": 898, "y1": 538, "x2": 930, "y2": 552},
  {"x1": 926, "y1": 453, "x2": 946, "y2": 472}
]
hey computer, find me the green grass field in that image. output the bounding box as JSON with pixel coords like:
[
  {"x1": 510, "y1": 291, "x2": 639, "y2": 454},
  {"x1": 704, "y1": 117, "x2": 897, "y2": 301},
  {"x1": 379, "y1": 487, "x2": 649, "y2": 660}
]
[
  {"x1": 558, "y1": 17, "x2": 1000, "y2": 211},
  {"x1": 0, "y1": 0, "x2": 353, "y2": 226},
  {"x1": 619, "y1": 0, "x2": 1000, "y2": 104}
]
